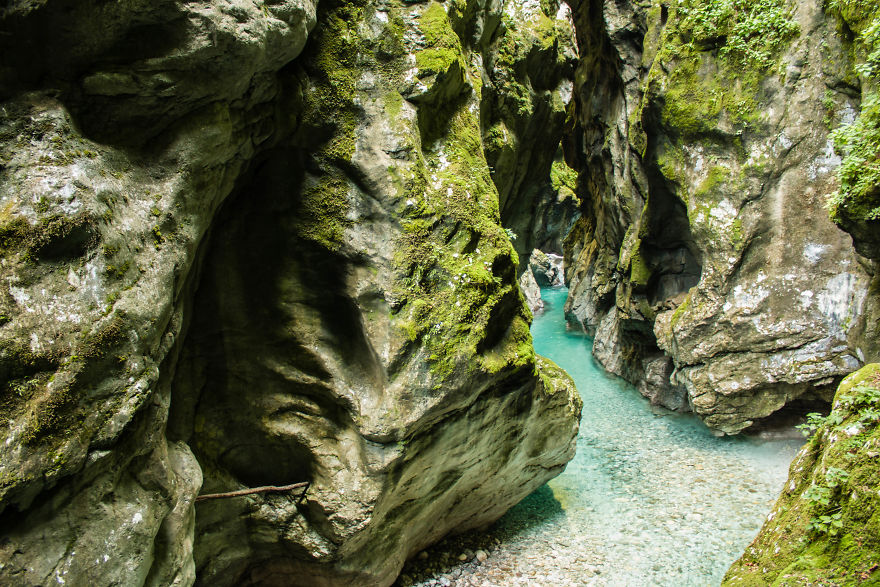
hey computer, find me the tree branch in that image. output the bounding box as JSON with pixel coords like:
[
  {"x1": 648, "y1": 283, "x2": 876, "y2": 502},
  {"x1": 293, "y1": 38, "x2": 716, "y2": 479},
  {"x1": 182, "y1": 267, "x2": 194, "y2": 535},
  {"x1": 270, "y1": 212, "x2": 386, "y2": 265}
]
[{"x1": 195, "y1": 481, "x2": 310, "y2": 503}]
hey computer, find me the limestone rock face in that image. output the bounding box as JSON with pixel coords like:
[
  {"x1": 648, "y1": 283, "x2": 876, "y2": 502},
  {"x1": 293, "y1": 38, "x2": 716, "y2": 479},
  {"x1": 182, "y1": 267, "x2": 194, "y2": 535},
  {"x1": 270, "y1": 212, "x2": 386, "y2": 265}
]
[
  {"x1": 476, "y1": 0, "x2": 581, "y2": 265},
  {"x1": 0, "y1": 0, "x2": 581, "y2": 585},
  {"x1": 563, "y1": 0, "x2": 880, "y2": 433},
  {"x1": 638, "y1": 355, "x2": 688, "y2": 413},
  {"x1": 529, "y1": 249, "x2": 563, "y2": 287},
  {"x1": 520, "y1": 267, "x2": 544, "y2": 314},
  {"x1": 724, "y1": 364, "x2": 880, "y2": 584}
]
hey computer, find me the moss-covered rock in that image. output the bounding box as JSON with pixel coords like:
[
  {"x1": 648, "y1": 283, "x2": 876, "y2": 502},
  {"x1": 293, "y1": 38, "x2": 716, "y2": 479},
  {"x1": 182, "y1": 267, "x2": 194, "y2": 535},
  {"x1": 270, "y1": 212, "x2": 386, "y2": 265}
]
[
  {"x1": 824, "y1": 1, "x2": 880, "y2": 261},
  {"x1": 0, "y1": 0, "x2": 583, "y2": 585},
  {"x1": 477, "y1": 0, "x2": 580, "y2": 266},
  {"x1": 725, "y1": 364, "x2": 880, "y2": 585},
  {"x1": 172, "y1": 2, "x2": 582, "y2": 584},
  {"x1": 563, "y1": 0, "x2": 878, "y2": 434}
]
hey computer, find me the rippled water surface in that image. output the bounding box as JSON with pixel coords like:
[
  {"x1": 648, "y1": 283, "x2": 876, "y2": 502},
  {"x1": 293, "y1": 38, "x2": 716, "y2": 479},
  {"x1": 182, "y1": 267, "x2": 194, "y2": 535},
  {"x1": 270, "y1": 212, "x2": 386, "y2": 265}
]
[{"x1": 401, "y1": 287, "x2": 804, "y2": 586}]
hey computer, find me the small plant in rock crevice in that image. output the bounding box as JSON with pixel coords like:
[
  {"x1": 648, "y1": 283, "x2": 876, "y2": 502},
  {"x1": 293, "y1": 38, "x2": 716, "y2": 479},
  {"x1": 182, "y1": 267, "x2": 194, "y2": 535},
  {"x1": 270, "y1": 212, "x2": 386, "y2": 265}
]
[
  {"x1": 796, "y1": 411, "x2": 841, "y2": 437},
  {"x1": 804, "y1": 467, "x2": 849, "y2": 536}
]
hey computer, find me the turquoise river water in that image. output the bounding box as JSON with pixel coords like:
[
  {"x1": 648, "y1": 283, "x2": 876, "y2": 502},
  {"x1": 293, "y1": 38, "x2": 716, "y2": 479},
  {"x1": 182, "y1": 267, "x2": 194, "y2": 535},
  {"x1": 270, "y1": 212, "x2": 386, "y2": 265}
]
[{"x1": 401, "y1": 286, "x2": 804, "y2": 586}]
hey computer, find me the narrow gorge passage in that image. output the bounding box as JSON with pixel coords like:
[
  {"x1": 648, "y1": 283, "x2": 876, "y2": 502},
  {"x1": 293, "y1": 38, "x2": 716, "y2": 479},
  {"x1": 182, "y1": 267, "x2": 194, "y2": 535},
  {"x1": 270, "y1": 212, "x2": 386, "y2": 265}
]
[{"x1": 401, "y1": 287, "x2": 804, "y2": 586}]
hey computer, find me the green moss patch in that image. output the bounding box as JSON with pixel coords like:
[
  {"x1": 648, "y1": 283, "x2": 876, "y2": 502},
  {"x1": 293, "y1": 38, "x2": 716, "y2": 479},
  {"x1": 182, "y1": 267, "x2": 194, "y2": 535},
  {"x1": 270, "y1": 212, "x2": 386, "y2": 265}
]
[
  {"x1": 640, "y1": 0, "x2": 798, "y2": 140},
  {"x1": 291, "y1": 0, "x2": 369, "y2": 250},
  {"x1": 629, "y1": 245, "x2": 652, "y2": 289},
  {"x1": 392, "y1": 100, "x2": 532, "y2": 380},
  {"x1": 0, "y1": 212, "x2": 98, "y2": 261},
  {"x1": 416, "y1": 2, "x2": 465, "y2": 77},
  {"x1": 0, "y1": 337, "x2": 68, "y2": 444},
  {"x1": 550, "y1": 157, "x2": 579, "y2": 201}
]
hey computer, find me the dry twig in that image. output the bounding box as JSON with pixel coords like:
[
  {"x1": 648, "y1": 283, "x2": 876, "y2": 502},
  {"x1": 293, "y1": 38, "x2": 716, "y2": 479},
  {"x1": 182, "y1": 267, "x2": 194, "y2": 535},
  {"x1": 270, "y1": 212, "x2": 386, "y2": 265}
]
[{"x1": 195, "y1": 481, "x2": 310, "y2": 504}]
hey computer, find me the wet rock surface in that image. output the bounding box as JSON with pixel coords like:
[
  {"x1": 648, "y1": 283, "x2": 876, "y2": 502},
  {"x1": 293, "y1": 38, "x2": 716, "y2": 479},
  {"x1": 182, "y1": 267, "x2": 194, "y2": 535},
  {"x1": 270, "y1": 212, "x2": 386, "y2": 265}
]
[{"x1": 562, "y1": 0, "x2": 880, "y2": 434}]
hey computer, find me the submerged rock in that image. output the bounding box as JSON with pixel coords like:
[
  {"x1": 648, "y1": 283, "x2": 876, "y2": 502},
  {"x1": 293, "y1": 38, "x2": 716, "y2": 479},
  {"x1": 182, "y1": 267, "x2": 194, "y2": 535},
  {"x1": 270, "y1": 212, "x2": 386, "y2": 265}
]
[
  {"x1": 562, "y1": 0, "x2": 880, "y2": 433},
  {"x1": 725, "y1": 364, "x2": 880, "y2": 585},
  {"x1": 0, "y1": 0, "x2": 581, "y2": 584}
]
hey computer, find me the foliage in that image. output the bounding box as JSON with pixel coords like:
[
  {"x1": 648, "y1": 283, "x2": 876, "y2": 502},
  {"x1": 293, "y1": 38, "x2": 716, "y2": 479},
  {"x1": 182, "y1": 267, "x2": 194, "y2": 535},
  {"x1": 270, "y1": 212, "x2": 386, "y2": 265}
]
[
  {"x1": 643, "y1": 0, "x2": 799, "y2": 142},
  {"x1": 824, "y1": 1, "x2": 880, "y2": 224},
  {"x1": 796, "y1": 411, "x2": 842, "y2": 437},
  {"x1": 803, "y1": 484, "x2": 833, "y2": 508},
  {"x1": 805, "y1": 468, "x2": 849, "y2": 536},
  {"x1": 675, "y1": 0, "x2": 799, "y2": 69},
  {"x1": 724, "y1": 365, "x2": 880, "y2": 585},
  {"x1": 808, "y1": 511, "x2": 844, "y2": 536},
  {"x1": 827, "y1": 94, "x2": 880, "y2": 222}
]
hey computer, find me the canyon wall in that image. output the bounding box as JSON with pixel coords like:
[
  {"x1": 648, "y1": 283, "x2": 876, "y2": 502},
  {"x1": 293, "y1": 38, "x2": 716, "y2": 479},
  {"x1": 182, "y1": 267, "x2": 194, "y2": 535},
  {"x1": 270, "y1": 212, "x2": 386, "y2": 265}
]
[
  {"x1": 2, "y1": 0, "x2": 877, "y2": 583},
  {"x1": 477, "y1": 0, "x2": 581, "y2": 263},
  {"x1": 563, "y1": 0, "x2": 880, "y2": 434},
  {"x1": 721, "y1": 4, "x2": 880, "y2": 581},
  {"x1": 0, "y1": 1, "x2": 581, "y2": 585}
]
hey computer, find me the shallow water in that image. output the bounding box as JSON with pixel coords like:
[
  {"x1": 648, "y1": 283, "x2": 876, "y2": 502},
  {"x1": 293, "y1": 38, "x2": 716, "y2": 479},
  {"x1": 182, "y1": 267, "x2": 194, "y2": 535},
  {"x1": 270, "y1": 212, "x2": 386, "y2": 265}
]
[
  {"x1": 400, "y1": 286, "x2": 804, "y2": 586},
  {"x1": 529, "y1": 286, "x2": 804, "y2": 585}
]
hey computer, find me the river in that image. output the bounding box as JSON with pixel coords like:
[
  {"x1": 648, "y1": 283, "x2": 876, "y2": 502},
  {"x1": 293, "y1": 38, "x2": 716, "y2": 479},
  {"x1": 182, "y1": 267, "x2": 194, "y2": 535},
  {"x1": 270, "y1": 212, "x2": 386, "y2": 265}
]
[{"x1": 399, "y1": 286, "x2": 803, "y2": 586}]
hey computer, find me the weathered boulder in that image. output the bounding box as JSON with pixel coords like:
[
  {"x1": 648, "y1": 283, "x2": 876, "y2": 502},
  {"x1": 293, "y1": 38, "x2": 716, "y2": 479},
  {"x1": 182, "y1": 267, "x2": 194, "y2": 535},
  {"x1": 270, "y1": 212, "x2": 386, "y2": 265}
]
[
  {"x1": 724, "y1": 364, "x2": 880, "y2": 585},
  {"x1": 0, "y1": 0, "x2": 582, "y2": 585},
  {"x1": 638, "y1": 355, "x2": 689, "y2": 413},
  {"x1": 529, "y1": 249, "x2": 563, "y2": 287},
  {"x1": 563, "y1": 0, "x2": 880, "y2": 433},
  {"x1": 520, "y1": 267, "x2": 544, "y2": 314}
]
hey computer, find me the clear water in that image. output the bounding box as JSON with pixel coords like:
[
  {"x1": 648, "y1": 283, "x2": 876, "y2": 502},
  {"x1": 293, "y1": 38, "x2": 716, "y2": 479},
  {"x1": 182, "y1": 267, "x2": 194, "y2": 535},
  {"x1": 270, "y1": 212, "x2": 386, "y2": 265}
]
[
  {"x1": 523, "y1": 287, "x2": 804, "y2": 585},
  {"x1": 398, "y1": 287, "x2": 804, "y2": 586}
]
